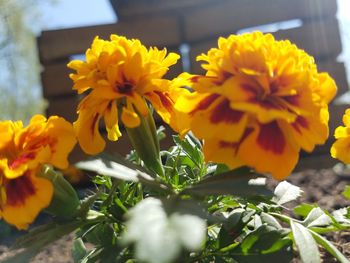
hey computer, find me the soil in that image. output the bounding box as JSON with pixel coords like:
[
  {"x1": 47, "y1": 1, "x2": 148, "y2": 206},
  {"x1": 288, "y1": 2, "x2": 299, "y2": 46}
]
[{"x1": 1, "y1": 165, "x2": 350, "y2": 262}]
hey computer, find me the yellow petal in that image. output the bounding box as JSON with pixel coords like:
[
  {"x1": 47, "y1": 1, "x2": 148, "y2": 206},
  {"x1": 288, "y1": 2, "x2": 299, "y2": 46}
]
[
  {"x1": 0, "y1": 121, "x2": 13, "y2": 149},
  {"x1": 238, "y1": 122, "x2": 299, "y2": 180},
  {"x1": 121, "y1": 107, "x2": 141, "y2": 128},
  {"x1": 331, "y1": 137, "x2": 350, "y2": 164},
  {"x1": 104, "y1": 101, "x2": 122, "y2": 141},
  {"x1": 2, "y1": 171, "x2": 53, "y2": 230},
  {"x1": 45, "y1": 116, "x2": 77, "y2": 169},
  {"x1": 203, "y1": 139, "x2": 244, "y2": 169},
  {"x1": 74, "y1": 99, "x2": 106, "y2": 155}
]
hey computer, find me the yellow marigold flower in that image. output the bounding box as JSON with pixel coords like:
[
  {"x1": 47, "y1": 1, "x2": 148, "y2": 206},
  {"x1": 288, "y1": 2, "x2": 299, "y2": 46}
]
[
  {"x1": 331, "y1": 109, "x2": 350, "y2": 163},
  {"x1": 0, "y1": 115, "x2": 76, "y2": 229},
  {"x1": 176, "y1": 32, "x2": 336, "y2": 180},
  {"x1": 68, "y1": 35, "x2": 183, "y2": 154}
]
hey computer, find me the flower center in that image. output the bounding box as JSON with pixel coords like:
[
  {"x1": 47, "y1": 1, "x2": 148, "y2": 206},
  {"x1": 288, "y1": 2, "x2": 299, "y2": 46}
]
[{"x1": 116, "y1": 81, "x2": 134, "y2": 95}]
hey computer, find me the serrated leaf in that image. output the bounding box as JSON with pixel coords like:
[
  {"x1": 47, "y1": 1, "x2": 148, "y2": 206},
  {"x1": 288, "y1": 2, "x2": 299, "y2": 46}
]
[
  {"x1": 75, "y1": 158, "x2": 169, "y2": 192},
  {"x1": 290, "y1": 221, "x2": 321, "y2": 263},
  {"x1": 75, "y1": 158, "x2": 150, "y2": 182},
  {"x1": 219, "y1": 209, "x2": 245, "y2": 247},
  {"x1": 260, "y1": 212, "x2": 282, "y2": 229},
  {"x1": 235, "y1": 225, "x2": 290, "y2": 255},
  {"x1": 173, "y1": 135, "x2": 203, "y2": 168},
  {"x1": 72, "y1": 238, "x2": 87, "y2": 263},
  {"x1": 182, "y1": 168, "x2": 271, "y2": 197},
  {"x1": 309, "y1": 229, "x2": 350, "y2": 263},
  {"x1": 273, "y1": 181, "x2": 303, "y2": 205},
  {"x1": 294, "y1": 203, "x2": 317, "y2": 218},
  {"x1": 302, "y1": 208, "x2": 332, "y2": 228},
  {"x1": 342, "y1": 185, "x2": 350, "y2": 200}
]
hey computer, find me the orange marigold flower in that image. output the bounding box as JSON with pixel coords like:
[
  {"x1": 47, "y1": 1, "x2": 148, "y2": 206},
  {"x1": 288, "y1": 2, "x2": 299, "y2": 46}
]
[
  {"x1": 331, "y1": 109, "x2": 350, "y2": 163},
  {"x1": 176, "y1": 32, "x2": 337, "y2": 179},
  {"x1": 0, "y1": 115, "x2": 76, "y2": 229},
  {"x1": 68, "y1": 34, "x2": 184, "y2": 154}
]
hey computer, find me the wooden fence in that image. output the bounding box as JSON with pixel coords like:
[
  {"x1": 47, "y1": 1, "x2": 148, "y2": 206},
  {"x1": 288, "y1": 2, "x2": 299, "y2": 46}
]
[{"x1": 38, "y1": 0, "x2": 349, "y2": 165}]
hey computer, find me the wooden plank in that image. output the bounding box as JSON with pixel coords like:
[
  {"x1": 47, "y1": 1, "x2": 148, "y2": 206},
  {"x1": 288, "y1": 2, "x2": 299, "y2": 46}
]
[
  {"x1": 113, "y1": 0, "x2": 224, "y2": 18},
  {"x1": 273, "y1": 19, "x2": 341, "y2": 61},
  {"x1": 41, "y1": 63, "x2": 74, "y2": 98},
  {"x1": 184, "y1": 0, "x2": 337, "y2": 43},
  {"x1": 38, "y1": 15, "x2": 181, "y2": 63},
  {"x1": 189, "y1": 19, "x2": 342, "y2": 74},
  {"x1": 318, "y1": 61, "x2": 348, "y2": 96},
  {"x1": 46, "y1": 96, "x2": 78, "y2": 123}
]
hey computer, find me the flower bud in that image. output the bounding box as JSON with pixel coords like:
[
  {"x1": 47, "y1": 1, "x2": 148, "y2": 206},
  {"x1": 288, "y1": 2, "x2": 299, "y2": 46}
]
[{"x1": 39, "y1": 165, "x2": 80, "y2": 219}]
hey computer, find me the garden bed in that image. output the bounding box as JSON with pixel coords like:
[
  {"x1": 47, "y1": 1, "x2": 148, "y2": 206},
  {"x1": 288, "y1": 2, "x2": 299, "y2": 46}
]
[{"x1": 1, "y1": 163, "x2": 350, "y2": 262}]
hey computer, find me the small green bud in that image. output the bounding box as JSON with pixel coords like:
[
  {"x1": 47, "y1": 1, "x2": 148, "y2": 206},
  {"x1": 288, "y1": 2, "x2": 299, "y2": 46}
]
[{"x1": 39, "y1": 165, "x2": 81, "y2": 219}]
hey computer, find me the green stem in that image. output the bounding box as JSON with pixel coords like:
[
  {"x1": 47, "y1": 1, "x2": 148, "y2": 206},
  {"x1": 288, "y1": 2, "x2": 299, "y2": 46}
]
[{"x1": 124, "y1": 106, "x2": 164, "y2": 177}]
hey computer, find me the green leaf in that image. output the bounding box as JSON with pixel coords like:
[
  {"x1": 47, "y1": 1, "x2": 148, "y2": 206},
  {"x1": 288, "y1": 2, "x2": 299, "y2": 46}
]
[
  {"x1": 232, "y1": 247, "x2": 293, "y2": 263},
  {"x1": 75, "y1": 158, "x2": 170, "y2": 192},
  {"x1": 83, "y1": 223, "x2": 115, "y2": 246},
  {"x1": 294, "y1": 203, "x2": 317, "y2": 218},
  {"x1": 238, "y1": 225, "x2": 290, "y2": 254},
  {"x1": 218, "y1": 208, "x2": 245, "y2": 247},
  {"x1": 182, "y1": 168, "x2": 271, "y2": 197},
  {"x1": 260, "y1": 212, "x2": 282, "y2": 229},
  {"x1": 75, "y1": 158, "x2": 150, "y2": 182},
  {"x1": 309, "y1": 229, "x2": 350, "y2": 263},
  {"x1": 342, "y1": 185, "x2": 350, "y2": 200},
  {"x1": 290, "y1": 221, "x2": 321, "y2": 263},
  {"x1": 72, "y1": 238, "x2": 87, "y2": 263},
  {"x1": 273, "y1": 181, "x2": 303, "y2": 205},
  {"x1": 302, "y1": 208, "x2": 332, "y2": 228},
  {"x1": 173, "y1": 135, "x2": 203, "y2": 168}
]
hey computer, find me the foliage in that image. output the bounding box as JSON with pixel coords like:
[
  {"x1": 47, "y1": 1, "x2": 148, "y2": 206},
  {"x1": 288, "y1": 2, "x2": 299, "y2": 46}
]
[
  {"x1": 0, "y1": 0, "x2": 47, "y2": 122},
  {"x1": 3, "y1": 134, "x2": 350, "y2": 263}
]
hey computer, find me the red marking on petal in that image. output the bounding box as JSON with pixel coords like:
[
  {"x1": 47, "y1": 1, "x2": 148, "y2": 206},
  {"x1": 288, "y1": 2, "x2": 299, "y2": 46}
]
[
  {"x1": 91, "y1": 113, "x2": 99, "y2": 136},
  {"x1": 292, "y1": 116, "x2": 309, "y2": 134},
  {"x1": 241, "y1": 83, "x2": 257, "y2": 94},
  {"x1": 257, "y1": 122, "x2": 285, "y2": 154},
  {"x1": 190, "y1": 75, "x2": 201, "y2": 83},
  {"x1": 284, "y1": 95, "x2": 299, "y2": 106},
  {"x1": 219, "y1": 128, "x2": 254, "y2": 154},
  {"x1": 6, "y1": 174, "x2": 36, "y2": 206},
  {"x1": 9, "y1": 153, "x2": 35, "y2": 170},
  {"x1": 270, "y1": 80, "x2": 279, "y2": 94},
  {"x1": 249, "y1": 97, "x2": 284, "y2": 110},
  {"x1": 190, "y1": 94, "x2": 220, "y2": 115},
  {"x1": 210, "y1": 99, "x2": 244, "y2": 124},
  {"x1": 154, "y1": 91, "x2": 173, "y2": 112}
]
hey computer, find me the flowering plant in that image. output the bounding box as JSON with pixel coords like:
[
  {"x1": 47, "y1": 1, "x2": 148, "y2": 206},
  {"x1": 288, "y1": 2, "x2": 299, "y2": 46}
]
[{"x1": 1, "y1": 32, "x2": 350, "y2": 263}]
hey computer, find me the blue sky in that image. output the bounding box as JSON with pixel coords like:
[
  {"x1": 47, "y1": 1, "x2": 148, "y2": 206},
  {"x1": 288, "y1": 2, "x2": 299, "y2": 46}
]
[{"x1": 39, "y1": 0, "x2": 116, "y2": 30}]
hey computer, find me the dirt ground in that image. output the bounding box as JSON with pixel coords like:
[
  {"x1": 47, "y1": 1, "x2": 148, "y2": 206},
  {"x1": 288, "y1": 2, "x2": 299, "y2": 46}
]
[{"x1": 1, "y1": 165, "x2": 350, "y2": 262}]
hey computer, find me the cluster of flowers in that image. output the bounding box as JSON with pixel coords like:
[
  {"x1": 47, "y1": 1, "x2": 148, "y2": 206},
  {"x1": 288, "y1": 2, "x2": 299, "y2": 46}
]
[{"x1": 0, "y1": 31, "x2": 347, "y2": 229}]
